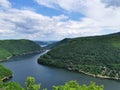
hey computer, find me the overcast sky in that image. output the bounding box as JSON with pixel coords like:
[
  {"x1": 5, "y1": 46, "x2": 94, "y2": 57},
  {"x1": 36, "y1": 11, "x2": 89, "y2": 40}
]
[{"x1": 0, "y1": 0, "x2": 120, "y2": 41}]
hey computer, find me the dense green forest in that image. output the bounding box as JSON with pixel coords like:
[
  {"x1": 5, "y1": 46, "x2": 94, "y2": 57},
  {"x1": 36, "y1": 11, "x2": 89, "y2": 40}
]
[
  {"x1": 0, "y1": 65, "x2": 12, "y2": 81},
  {"x1": 0, "y1": 39, "x2": 42, "y2": 61},
  {"x1": 0, "y1": 76, "x2": 104, "y2": 90},
  {"x1": 38, "y1": 33, "x2": 120, "y2": 79}
]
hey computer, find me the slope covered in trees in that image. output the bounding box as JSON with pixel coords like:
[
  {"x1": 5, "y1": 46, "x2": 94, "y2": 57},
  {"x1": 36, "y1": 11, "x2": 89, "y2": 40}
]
[
  {"x1": 0, "y1": 65, "x2": 12, "y2": 81},
  {"x1": 0, "y1": 39, "x2": 42, "y2": 61},
  {"x1": 38, "y1": 32, "x2": 120, "y2": 80},
  {"x1": 0, "y1": 76, "x2": 104, "y2": 90}
]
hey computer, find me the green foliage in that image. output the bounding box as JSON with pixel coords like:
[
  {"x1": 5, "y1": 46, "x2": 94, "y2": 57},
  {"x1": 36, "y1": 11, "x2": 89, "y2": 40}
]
[
  {"x1": 0, "y1": 48, "x2": 11, "y2": 61},
  {"x1": 3, "y1": 82, "x2": 25, "y2": 90},
  {"x1": 0, "y1": 77, "x2": 104, "y2": 90},
  {"x1": 0, "y1": 65, "x2": 12, "y2": 80},
  {"x1": 0, "y1": 79, "x2": 3, "y2": 88},
  {"x1": 53, "y1": 81, "x2": 104, "y2": 90},
  {"x1": 38, "y1": 34, "x2": 120, "y2": 79},
  {"x1": 0, "y1": 39, "x2": 42, "y2": 61},
  {"x1": 25, "y1": 77, "x2": 40, "y2": 90}
]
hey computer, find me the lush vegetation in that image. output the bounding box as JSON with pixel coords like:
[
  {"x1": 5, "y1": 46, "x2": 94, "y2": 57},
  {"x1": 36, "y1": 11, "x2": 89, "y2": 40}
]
[
  {"x1": 0, "y1": 76, "x2": 104, "y2": 90},
  {"x1": 0, "y1": 77, "x2": 39, "y2": 90},
  {"x1": 38, "y1": 33, "x2": 120, "y2": 79},
  {"x1": 53, "y1": 81, "x2": 103, "y2": 90},
  {"x1": 0, "y1": 39, "x2": 42, "y2": 61},
  {"x1": 0, "y1": 65, "x2": 12, "y2": 80}
]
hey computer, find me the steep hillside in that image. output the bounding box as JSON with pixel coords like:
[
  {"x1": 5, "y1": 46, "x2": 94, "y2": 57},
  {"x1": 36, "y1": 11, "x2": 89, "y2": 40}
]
[
  {"x1": 38, "y1": 33, "x2": 120, "y2": 80},
  {"x1": 0, "y1": 65, "x2": 12, "y2": 81},
  {"x1": 0, "y1": 39, "x2": 42, "y2": 61}
]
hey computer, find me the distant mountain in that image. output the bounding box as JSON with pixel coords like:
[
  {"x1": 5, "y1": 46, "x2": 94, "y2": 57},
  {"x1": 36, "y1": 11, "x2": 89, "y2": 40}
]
[
  {"x1": 38, "y1": 32, "x2": 120, "y2": 80},
  {"x1": 0, "y1": 39, "x2": 42, "y2": 61},
  {"x1": 35, "y1": 41, "x2": 50, "y2": 46},
  {"x1": 35, "y1": 41, "x2": 58, "y2": 49},
  {"x1": 108, "y1": 32, "x2": 120, "y2": 36}
]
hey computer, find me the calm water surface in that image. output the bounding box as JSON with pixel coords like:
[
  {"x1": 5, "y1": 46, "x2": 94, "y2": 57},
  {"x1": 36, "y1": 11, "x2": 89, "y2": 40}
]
[{"x1": 1, "y1": 51, "x2": 120, "y2": 90}]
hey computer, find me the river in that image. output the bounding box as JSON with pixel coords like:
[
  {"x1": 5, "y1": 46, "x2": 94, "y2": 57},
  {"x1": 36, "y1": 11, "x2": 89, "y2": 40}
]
[{"x1": 1, "y1": 51, "x2": 120, "y2": 90}]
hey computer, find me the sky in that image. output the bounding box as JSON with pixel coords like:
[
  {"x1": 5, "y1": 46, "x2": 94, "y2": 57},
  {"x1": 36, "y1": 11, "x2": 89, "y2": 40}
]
[{"x1": 0, "y1": 0, "x2": 120, "y2": 41}]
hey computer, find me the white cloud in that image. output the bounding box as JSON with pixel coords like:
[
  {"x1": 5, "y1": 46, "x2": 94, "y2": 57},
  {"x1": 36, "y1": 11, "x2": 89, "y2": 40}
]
[
  {"x1": 0, "y1": 0, "x2": 11, "y2": 8},
  {"x1": 35, "y1": 0, "x2": 85, "y2": 13},
  {"x1": 0, "y1": 0, "x2": 120, "y2": 40},
  {"x1": 35, "y1": 0, "x2": 120, "y2": 34},
  {"x1": 0, "y1": 5, "x2": 72, "y2": 40},
  {"x1": 102, "y1": 0, "x2": 120, "y2": 7}
]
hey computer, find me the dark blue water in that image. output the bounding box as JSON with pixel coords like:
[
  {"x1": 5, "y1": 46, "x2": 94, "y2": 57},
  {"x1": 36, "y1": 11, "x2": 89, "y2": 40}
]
[{"x1": 1, "y1": 51, "x2": 120, "y2": 90}]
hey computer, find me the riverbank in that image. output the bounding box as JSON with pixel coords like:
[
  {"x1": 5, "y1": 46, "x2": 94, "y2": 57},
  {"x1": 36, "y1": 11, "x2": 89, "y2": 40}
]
[
  {"x1": 1, "y1": 76, "x2": 13, "y2": 81},
  {"x1": 0, "y1": 65, "x2": 13, "y2": 81},
  {"x1": 38, "y1": 59, "x2": 120, "y2": 81},
  {"x1": 0, "y1": 50, "x2": 43, "y2": 62},
  {"x1": 2, "y1": 51, "x2": 120, "y2": 90},
  {"x1": 78, "y1": 70, "x2": 119, "y2": 80},
  {"x1": 67, "y1": 68, "x2": 120, "y2": 81},
  {"x1": 0, "y1": 39, "x2": 43, "y2": 62},
  {"x1": 0, "y1": 50, "x2": 44, "y2": 81}
]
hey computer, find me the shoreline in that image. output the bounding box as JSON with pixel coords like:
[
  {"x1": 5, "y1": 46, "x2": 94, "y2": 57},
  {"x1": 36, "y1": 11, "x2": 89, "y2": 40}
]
[
  {"x1": 0, "y1": 50, "x2": 44, "y2": 81},
  {"x1": 38, "y1": 62, "x2": 120, "y2": 81},
  {"x1": 1, "y1": 75, "x2": 13, "y2": 82},
  {"x1": 67, "y1": 68, "x2": 120, "y2": 81},
  {"x1": 0, "y1": 50, "x2": 44, "y2": 62}
]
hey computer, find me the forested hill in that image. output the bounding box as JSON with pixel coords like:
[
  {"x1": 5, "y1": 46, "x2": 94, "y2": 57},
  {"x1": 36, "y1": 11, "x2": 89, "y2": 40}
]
[
  {"x1": 38, "y1": 32, "x2": 120, "y2": 80},
  {"x1": 0, "y1": 65, "x2": 12, "y2": 81},
  {"x1": 0, "y1": 39, "x2": 42, "y2": 61}
]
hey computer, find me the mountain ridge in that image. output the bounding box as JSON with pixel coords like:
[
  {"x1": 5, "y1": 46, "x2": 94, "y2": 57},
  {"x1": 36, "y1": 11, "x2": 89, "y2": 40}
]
[
  {"x1": 0, "y1": 39, "x2": 42, "y2": 61},
  {"x1": 38, "y1": 32, "x2": 120, "y2": 80}
]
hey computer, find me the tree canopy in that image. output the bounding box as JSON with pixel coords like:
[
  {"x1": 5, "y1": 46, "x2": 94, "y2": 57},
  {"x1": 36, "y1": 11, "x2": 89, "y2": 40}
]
[
  {"x1": 0, "y1": 39, "x2": 42, "y2": 61},
  {"x1": 38, "y1": 33, "x2": 120, "y2": 79},
  {"x1": 0, "y1": 77, "x2": 104, "y2": 90}
]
